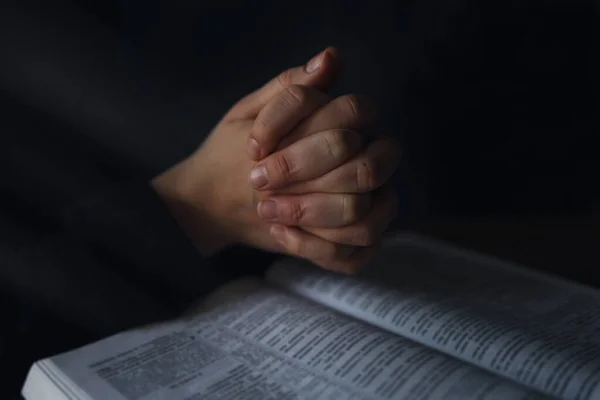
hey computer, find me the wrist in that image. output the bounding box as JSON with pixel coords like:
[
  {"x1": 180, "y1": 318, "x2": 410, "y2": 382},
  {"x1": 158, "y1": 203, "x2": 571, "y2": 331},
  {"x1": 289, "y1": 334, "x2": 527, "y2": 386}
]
[{"x1": 151, "y1": 157, "x2": 234, "y2": 257}]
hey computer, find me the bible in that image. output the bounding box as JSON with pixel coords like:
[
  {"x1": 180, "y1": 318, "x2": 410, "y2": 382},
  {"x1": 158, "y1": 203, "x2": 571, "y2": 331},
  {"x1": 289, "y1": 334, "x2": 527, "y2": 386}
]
[{"x1": 22, "y1": 233, "x2": 600, "y2": 400}]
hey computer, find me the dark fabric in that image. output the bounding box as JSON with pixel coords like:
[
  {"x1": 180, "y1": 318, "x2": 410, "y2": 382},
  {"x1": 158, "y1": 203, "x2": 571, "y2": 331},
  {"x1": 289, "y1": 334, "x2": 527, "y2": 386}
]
[
  {"x1": 0, "y1": 183, "x2": 274, "y2": 397},
  {"x1": 0, "y1": 93, "x2": 275, "y2": 397}
]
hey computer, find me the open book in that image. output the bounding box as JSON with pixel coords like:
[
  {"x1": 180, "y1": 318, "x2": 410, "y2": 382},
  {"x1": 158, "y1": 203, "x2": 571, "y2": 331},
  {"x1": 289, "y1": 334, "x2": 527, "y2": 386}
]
[{"x1": 22, "y1": 233, "x2": 600, "y2": 400}]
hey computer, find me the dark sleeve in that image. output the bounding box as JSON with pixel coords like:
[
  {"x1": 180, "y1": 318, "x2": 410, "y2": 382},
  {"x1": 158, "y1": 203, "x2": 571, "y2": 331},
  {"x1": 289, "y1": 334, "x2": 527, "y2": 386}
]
[
  {"x1": 65, "y1": 181, "x2": 277, "y2": 298},
  {"x1": 2, "y1": 182, "x2": 276, "y2": 336},
  {"x1": 63, "y1": 182, "x2": 229, "y2": 307},
  {"x1": 0, "y1": 182, "x2": 276, "y2": 395}
]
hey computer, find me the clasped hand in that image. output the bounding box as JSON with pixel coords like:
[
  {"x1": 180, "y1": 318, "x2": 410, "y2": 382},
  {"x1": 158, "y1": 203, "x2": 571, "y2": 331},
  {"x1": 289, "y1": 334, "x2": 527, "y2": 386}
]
[{"x1": 153, "y1": 47, "x2": 400, "y2": 274}]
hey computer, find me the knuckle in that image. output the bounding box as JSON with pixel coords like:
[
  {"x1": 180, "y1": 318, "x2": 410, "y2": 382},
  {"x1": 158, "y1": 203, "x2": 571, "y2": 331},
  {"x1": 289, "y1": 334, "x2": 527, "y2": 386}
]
[
  {"x1": 282, "y1": 85, "x2": 306, "y2": 107},
  {"x1": 276, "y1": 68, "x2": 293, "y2": 89},
  {"x1": 285, "y1": 201, "x2": 305, "y2": 224},
  {"x1": 272, "y1": 152, "x2": 297, "y2": 180},
  {"x1": 355, "y1": 158, "x2": 378, "y2": 192},
  {"x1": 356, "y1": 227, "x2": 376, "y2": 247},
  {"x1": 253, "y1": 113, "x2": 270, "y2": 135},
  {"x1": 322, "y1": 129, "x2": 347, "y2": 160},
  {"x1": 341, "y1": 194, "x2": 364, "y2": 225},
  {"x1": 340, "y1": 94, "x2": 362, "y2": 121},
  {"x1": 253, "y1": 113, "x2": 278, "y2": 141}
]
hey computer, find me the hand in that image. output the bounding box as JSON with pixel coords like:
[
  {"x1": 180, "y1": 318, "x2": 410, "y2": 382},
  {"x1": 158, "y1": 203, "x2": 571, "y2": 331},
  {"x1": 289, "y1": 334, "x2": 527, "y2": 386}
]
[
  {"x1": 247, "y1": 85, "x2": 400, "y2": 273},
  {"x1": 153, "y1": 47, "x2": 400, "y2": 273},
  {"x1": 152, "y1": 47, "x2": 342, "y2": 254}
]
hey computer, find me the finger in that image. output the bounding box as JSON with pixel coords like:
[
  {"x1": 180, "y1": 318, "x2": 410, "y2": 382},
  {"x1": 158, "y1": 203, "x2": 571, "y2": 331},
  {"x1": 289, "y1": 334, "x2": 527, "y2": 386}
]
[
  {"x1": 224, "y1": 47, "x2": 342, "y2": 122},
  {"x1": 270, "y1": 224, "x2": 381, "y2": 274},
  {"x1": 247, "y1": 85, "x2": 329, "y2": 160},
  {"x1": 275, "y1": 135, "x2": 401, "y2": 194},
  {"x1": 257, "y1": 193, "x2": 371, "y2": 228},
  {"x1": 249, "y1": 129, "x2": 362, "y2": 190},
  {"x1": 303, "y1": 185, "x2": 398, "y2": 246},
  {"x1": 276, "y1": 94, "x2": 379, "y2": 151}
]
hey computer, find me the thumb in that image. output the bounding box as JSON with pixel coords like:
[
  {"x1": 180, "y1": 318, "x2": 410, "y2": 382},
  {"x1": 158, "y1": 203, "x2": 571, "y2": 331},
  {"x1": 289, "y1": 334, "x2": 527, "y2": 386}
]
[{"x1": 224, "y1": 47, "x2": 342, "y2": 121}]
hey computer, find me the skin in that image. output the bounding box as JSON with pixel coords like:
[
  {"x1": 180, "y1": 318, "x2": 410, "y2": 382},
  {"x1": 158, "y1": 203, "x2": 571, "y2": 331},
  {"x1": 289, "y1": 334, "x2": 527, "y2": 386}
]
[{"x1": 152, "y1": 47, "x2": 401, "y2": 274}]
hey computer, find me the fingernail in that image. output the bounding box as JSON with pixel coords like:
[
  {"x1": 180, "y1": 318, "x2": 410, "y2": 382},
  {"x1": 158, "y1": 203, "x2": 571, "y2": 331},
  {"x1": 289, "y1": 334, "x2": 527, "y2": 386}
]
[
  {"x1": 246, "y1": 137, "x2": 261, "y2": 160},
  {"x1": 270, "y1": 225, "x2": 287, "y2": 246},
  {"x1": 305, "y1": 50, "x2": 324, "y2": 74},
  {"x1": 250, "y1": 165, "x2": 268, "y2": 189},
  {"x1": 258, "y1": 200, "x2": 279, "y2": 220}
]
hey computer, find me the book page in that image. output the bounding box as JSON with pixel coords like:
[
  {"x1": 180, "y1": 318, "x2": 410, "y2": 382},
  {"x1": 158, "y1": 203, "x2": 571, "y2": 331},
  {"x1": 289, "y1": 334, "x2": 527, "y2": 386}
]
[
  {"x1": 267, "y1": 234, "x2": 600, "y2": 400},
  {"x1": 44, "y1": 278, "x2": 543, "y2": 400}
]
